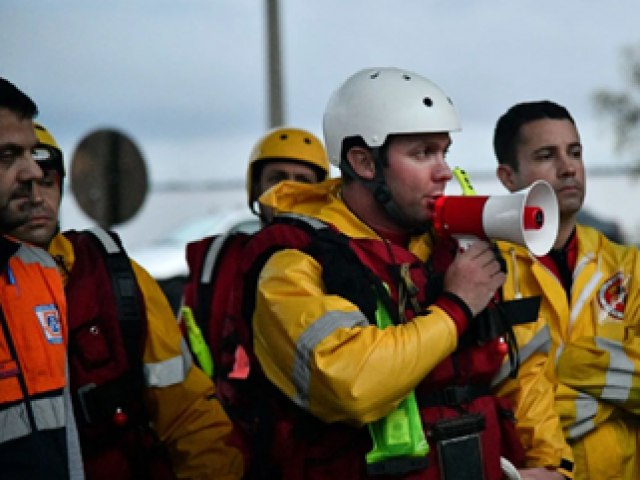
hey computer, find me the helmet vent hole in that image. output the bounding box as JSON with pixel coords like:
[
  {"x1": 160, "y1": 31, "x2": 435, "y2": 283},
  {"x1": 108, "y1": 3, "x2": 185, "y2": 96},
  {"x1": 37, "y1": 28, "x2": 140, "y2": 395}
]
[
  {"x1": 402, "y1": 74, "x2": 411, "y2": 81},
  {"x1": 423, "y1": 97, "x2": 433, "y2": 107},
  {"x1": 280, "y1": 134, "x2": 288, "y2": 140},
  {"x1": 370, "y1": 71, "x2": 380, "y2": 79},
  {"x1": 303, "y1": 137, "x2": 311, "y2": 144}
]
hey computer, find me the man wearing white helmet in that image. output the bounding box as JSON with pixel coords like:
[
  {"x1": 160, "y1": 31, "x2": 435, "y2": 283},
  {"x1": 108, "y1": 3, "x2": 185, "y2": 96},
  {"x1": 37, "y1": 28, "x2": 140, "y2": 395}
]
[{"x1": 225, "y1": 68, "x2": 570, "y2": 479}]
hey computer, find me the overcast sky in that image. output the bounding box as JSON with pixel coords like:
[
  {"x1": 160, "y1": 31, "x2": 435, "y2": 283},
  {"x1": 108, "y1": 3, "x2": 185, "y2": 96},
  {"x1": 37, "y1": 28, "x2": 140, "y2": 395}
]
[{"x1": 3, "y1": 1, "x2": 640, "y2": 245}]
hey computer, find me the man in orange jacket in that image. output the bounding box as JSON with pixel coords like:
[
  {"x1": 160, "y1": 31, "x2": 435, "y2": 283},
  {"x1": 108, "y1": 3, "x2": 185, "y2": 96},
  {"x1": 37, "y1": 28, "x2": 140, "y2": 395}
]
[
  {"x1": 10, "y1": 121, "x2": 243, "y2": 479},
  {"x1": 0, "y1": 78, "x2": 84, "y2": 479}
]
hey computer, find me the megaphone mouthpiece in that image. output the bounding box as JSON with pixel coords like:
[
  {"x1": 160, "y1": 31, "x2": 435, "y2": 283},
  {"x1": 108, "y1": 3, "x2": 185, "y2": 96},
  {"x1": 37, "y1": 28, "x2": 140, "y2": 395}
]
[{"x1": 523, "y1": 206, "x2": 544, "y2": 230}]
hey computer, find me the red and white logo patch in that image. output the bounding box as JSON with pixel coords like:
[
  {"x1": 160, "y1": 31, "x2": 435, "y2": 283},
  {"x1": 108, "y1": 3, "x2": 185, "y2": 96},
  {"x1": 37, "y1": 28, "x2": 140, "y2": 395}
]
[
  {"x1": 597, "y1": 272, "x2": 627, "y2": 320},
  {"x1": 35, "y1": 304, "x2": 63, "y2": 344}
]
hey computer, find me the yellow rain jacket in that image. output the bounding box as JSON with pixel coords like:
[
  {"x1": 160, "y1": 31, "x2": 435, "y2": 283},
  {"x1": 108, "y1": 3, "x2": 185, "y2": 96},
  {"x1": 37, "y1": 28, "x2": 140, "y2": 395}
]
[
  {"x1": 253, "y1": 179, "x2": 571, "y2": 475},
  {"x1": 498, "y1": 224, "x2": 640, "y2": 479},
  {"x1": 50, "y1": 231, "x2": 243, "y2": 480}
]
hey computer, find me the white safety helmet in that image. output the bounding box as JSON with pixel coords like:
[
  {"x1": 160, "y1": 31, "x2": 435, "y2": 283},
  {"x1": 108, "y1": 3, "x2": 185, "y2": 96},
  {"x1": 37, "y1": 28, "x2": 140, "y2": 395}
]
[{"x1": 323, "y1": 67, "x2": 461, "y2": 168}]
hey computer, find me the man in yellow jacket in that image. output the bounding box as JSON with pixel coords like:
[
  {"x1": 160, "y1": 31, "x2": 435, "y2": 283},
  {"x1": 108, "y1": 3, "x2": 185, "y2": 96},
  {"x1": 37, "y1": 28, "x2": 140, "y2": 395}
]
[
  {"x1": 10, "y1": 122, "x2": 243, "y2": 479},
  {"x1": 238, "y1": 68, "x2": 570, "y2": 479},
  {"x1": 492, "y1": 100, "x2": 640, "y2": 479}
]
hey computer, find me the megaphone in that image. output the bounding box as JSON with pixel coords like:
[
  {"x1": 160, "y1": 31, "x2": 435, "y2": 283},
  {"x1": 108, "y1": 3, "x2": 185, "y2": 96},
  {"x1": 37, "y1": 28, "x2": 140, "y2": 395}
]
[{"x1": 433, "y1": 180, "x2": 559, "y2": 256}]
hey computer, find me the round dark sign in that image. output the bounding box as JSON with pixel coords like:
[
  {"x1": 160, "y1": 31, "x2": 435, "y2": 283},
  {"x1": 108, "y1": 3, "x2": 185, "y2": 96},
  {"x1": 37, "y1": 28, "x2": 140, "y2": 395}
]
[{"x1": 70, "y1": 129, "x2": 148, "y2": 228}]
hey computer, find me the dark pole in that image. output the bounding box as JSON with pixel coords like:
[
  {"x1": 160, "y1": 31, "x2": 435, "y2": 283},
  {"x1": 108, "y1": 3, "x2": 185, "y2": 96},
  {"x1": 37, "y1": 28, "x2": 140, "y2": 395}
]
[
  {"x1": 105, "y1": 131, "x2": 120, "y2": 230},
  {"x1": 266, "y1": 0, "x2": 284, "y2": 128}
]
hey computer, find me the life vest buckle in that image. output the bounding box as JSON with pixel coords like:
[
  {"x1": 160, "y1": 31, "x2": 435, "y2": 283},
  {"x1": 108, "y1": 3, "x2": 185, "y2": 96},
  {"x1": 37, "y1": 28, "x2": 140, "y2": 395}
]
[{"x1": 77, "y1": 382, "x2": 98, "y2": 423}]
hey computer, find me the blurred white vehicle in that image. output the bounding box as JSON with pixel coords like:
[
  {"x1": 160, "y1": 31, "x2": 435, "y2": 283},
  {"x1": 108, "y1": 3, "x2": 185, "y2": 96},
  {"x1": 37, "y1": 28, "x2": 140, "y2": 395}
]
[
  {"x1": 129, "y1": 209, "x2": 260, "y2": 311},
  {"x1": 130, "y1": 209, "x2": 259, "y2": 279}
]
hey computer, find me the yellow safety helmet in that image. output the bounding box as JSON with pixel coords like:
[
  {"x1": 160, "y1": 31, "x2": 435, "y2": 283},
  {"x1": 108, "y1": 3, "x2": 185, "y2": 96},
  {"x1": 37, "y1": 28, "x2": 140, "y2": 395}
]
[
  {"x1": 33, "y1": 122, "x2": 65, "y2": 178},
  {"x1": 246, "y1": 127, "x2": 329, "y2": 213}
]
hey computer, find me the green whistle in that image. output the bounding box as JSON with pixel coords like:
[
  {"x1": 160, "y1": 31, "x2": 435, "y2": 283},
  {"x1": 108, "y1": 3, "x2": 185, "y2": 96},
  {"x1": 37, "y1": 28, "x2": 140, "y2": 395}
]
[
  {"x1": 365, "y1": 290, "x2": 429, "y2": 474},
  {"x1": 452, "y1": 166, "x2": 477, "y2": 196},
  {"x1": 181, "y1": 306, "x2": 215, "y2": 377}
]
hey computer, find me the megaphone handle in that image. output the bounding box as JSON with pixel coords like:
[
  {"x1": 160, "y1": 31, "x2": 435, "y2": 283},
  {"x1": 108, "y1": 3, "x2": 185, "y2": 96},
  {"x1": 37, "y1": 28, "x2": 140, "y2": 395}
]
[{"x1": 455, "y1": 235, "x2": 477, "y2": 252}]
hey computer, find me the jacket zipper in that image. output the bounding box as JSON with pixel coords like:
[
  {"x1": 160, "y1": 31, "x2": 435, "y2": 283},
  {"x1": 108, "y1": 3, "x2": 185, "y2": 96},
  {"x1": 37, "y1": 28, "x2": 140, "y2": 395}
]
[{"x1": 0, "y1": 272, "x2": 38, "y2": 434}]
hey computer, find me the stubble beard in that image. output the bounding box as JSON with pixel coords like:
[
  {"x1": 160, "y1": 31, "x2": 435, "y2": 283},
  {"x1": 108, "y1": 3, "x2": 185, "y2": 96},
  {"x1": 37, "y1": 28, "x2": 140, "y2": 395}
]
[{"x1": 0, "y1": 201, "x2": 33, "y2": 232}]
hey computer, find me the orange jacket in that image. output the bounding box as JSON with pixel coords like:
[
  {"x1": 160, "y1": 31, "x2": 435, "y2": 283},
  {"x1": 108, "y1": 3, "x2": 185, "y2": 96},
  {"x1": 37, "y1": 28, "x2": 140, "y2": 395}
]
[{"x1": 0, "y1": 235, "x2": 82, "y2": 478}]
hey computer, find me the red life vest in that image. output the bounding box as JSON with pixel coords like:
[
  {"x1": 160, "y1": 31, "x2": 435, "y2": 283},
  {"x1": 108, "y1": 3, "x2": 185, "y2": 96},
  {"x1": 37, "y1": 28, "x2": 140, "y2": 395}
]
[
  {"x1": 195, "y1": 215, "x2": 528, "y2": 479},
  {"x1": 184, "y1": 231, "x2": 252, "y2": 369},
  {"x1": 63, "y1": 229, "x2": 175, "y2": 480}
]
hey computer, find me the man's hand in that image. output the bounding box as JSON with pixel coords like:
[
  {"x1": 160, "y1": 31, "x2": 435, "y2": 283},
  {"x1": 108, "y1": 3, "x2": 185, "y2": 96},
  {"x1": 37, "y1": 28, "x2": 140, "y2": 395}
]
[
  {"x1": 518, "y1": 467, "x2": 565, "y2": 479},
  {"x1": 442, "y1": 240, "x2": 505, "y2": 316}
]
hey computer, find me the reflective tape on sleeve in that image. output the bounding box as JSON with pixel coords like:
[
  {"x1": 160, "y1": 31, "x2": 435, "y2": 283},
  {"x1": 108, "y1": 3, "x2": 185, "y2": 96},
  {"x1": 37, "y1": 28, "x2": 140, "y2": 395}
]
[
  {"x1": 0, "y1": 395, "x2": 65, "y2": 444},
  {"x1": 144, "y1": 339, "x2": 193, "y2": 387},
  {"x1": 567, "y1": 392, "x2": 597, "y2": 440},
  {"x1": 292, "y1": 309, "x2": 368, "y2": 409},
  {"x1": 491, "y1": 325, "x2": 551, "y2": 387},
  {"x1": 596, "y1": 336, "x2": 634, "y2": 404}
]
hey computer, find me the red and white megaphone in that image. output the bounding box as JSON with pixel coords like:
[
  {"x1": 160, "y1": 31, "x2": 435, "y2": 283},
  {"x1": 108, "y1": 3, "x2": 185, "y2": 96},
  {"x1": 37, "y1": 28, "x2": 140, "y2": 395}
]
[{"x1": 432, "y1": 180, "x2": 559, "y2": 256}]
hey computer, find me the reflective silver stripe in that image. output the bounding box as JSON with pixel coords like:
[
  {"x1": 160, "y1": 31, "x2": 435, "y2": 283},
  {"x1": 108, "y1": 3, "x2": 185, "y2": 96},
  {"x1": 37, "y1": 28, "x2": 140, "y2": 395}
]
[
  {"x1": 292, "y1": 310, "x2": 368, "y2": 409},
  {"x1": 0, "y1": 395, "x2": 66, "y2": 444},
  {"x1": 491, "y1": 325, "x2": 551, "y2": 387},
  {"x1": 88, "y1": 227, "x2": 120, "y2": 254},
  {"x1": 144, "y1": 339, "x2": 193, "y2": 387},
  {"x1": 569, "y1": 270, "x2": 602, "y2": 335},
  {"x1": 567, "y1": 391, "x2": 597, "y2": 440},
  {"x1": 201, "y1": 234, "x2": 230, "y2": 283},
  {"x1": 278, "y1": 212, "x2": 328, "y2": 230},
  {"x1": 16, "y1": 243, "x2": 56, "y2": 268},
  {"x1": 596, "y1": 336, "x2": 633, "y2": 404},
  {"x1": 573, "y1": 253, "x2": 594, "y2": 283},
  {"x1": 555, "y1": 344, "x2": 564, "y2": 364},
  {"x1": 181, "y1": 337, "x2": 194, "y2": 371},
  {"x1": 0, "y1": 403, "x2": 30, "y2": 442},
  {"x1": 65, "y1": 361, "x2": 85, "y2": 479},
  {"x1": 33, "y1": 395, "x2": 65, "y2": 431}
]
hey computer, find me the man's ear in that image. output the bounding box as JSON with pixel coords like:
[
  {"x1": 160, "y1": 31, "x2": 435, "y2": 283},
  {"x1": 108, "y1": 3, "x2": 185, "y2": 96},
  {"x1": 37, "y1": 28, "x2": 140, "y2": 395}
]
[
  {"x1": 496, "y1": 164, "x2": 517, "y2": 192},
  {"x1": 346, "y1": 147, "x2": 375, "y2": 180}
]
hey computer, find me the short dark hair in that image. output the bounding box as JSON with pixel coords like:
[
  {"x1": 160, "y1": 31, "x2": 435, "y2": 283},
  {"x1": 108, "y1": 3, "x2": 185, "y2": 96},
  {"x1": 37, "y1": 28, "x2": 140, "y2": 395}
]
[
  {"x1": 0, "y1": 78, "x2": 38, "y2": 119},
  {"x1": 493, "y1": 100, "x2": 575, "y2": 171}
]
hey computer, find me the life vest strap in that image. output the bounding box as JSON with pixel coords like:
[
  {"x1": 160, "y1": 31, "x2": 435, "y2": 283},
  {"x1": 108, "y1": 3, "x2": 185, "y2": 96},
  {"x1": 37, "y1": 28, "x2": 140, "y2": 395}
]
[{"x1": 418, "y1": 384, "x2": 491, "y2": 408}]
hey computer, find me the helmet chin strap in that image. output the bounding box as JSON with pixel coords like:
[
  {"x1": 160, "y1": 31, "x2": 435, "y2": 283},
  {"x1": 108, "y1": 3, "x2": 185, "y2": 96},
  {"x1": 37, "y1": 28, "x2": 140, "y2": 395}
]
[
  {"x1": 344, "y1": 147, "x2": 429, "y2": 235},
  {"x1": 250, "y1": 200, "x2": 270, "y2": 226}
]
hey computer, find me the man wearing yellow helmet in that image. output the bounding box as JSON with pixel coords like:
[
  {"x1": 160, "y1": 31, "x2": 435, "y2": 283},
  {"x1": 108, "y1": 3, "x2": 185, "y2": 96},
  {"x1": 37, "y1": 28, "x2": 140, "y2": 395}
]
[
  {"x1": 0, "y1": 79, "x2": 84, "y2": 479},
  {"x1": 10, "y1": 122, "x2": 244, "y2": 480},
  {"x1": 246, "y1": 127, "x2": 330, "y2": 224},
  {"x1": 180, "y1": 126, "x2": 329, "y2": 474}
]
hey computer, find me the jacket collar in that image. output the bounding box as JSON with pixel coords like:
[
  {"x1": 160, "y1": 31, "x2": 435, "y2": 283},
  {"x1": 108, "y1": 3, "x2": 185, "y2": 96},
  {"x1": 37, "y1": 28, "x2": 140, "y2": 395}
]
[
  {"x1": 260, "y1": 178, "x2": 434, "y2": 256},
  {"x1": 48, "y1": 232, "x2": 74, "y2": 284},
  {"x1": 0, "y1": 235, "x2": 20, "y2": 273}
]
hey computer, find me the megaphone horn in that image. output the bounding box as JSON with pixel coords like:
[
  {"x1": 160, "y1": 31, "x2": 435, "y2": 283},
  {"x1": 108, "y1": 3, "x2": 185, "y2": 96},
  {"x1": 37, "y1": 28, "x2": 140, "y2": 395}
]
[{"x1": 432, "y1": 180, "x2": 559, "y2": 256}]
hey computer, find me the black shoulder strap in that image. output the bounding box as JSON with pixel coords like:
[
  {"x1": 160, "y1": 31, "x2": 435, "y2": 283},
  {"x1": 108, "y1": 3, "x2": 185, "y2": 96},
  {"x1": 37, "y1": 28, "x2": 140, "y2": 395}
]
[
  {"x1": 85, "y1": 227, "x2": 144, "y2": 383},
  {"x1": 306, "y1": 223, "x2": 396, "y2": 324},
  {"x1": 243, "y1": 215, "x2": 398, "y2": 326}
]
